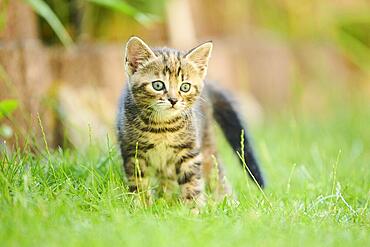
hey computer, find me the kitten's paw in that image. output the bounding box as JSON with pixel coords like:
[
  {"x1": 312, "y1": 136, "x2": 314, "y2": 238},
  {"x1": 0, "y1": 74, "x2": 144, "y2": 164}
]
[{"x1": 190, "y1": 207, "x2": 200, "y2": 215}]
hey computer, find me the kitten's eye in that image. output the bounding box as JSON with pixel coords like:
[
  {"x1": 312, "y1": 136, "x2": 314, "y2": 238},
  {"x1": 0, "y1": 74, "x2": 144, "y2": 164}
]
[
  {"x1": 152, "y1": 81, "x2": 165, "y2": 91},
  {"x1": 180, "y1": 82, "x2": 191, "y2": 92}
]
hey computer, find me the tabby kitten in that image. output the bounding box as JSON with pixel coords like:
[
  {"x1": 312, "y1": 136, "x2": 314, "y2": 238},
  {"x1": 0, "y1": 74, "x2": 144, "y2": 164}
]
[{"x1": 117, "y1": 37, "x2": 264, "y2": 206}]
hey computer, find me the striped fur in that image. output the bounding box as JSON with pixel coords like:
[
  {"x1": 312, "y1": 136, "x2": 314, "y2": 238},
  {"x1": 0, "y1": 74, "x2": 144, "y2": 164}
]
[{"x1": 117, "y1": 37, "x2": 264, "y2": 207}]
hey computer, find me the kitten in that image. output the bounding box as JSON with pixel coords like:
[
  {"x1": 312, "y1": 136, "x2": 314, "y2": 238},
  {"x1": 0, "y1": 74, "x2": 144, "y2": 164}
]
[{"x1": 117, "y1": 37, "x2": 264, "y2": 206}]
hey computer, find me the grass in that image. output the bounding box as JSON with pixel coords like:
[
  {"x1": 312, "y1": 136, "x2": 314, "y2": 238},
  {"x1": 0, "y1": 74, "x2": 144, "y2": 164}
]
[{"x1": 0, "y1": 97, "x2": 369, "y2": 247}]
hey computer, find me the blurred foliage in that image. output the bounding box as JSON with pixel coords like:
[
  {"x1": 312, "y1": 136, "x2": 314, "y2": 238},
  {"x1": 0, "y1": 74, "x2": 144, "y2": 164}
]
[
  {"x1": 31, "y1": 0, "x2": 370, "y2": 74},
  {"x1": 0, "y1": 0, "x2": 8, "y2": 31},
  {"x1": 87, "y1": 0, "x2": 160, "y2": 23},
  {"x1": 0, "y1": 100, "x2": 18, "y2": 120},
  {"x1": 0, "y1": 99, "x2": 18, "y2": 139},
  {"x1": 26, "y1": 0, "x2": 73, "y2": 46},
  {"x1": 36, "y1": 0, "x2": 166, "y2": 45},
  {"x1": 336, "y1": 15, "x2": 370, "y2": 72},
  {"x1": 250, "y1": 0, "x2": 370, "y2": 72}
]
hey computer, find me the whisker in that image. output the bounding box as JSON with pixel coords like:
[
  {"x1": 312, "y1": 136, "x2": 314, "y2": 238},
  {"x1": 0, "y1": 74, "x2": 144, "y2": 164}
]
[{"x1": 198, "y1": 96, "x2": 208, "y2": 103}]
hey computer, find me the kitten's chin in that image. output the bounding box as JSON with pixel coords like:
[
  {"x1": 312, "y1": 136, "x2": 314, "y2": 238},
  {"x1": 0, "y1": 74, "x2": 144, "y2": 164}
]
[
  {"x1": 164, "y1": 107, "x2": 181, "y2": 115},
  {"x1": 155, "y1": 107, "x2": 183, "y2": 120}
]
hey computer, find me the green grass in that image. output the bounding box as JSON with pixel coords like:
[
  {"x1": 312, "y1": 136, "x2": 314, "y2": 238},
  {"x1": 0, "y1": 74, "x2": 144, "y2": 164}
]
[{"x1": 1, "y1": 98, "x2": 369, "y2": 247}]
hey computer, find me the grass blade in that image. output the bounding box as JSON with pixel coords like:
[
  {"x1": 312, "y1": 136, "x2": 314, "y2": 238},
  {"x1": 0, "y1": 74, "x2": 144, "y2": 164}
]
[
  {"x1": 25, "y1": 0, "x2": 73, "y2": 47},
  {"x1": 86, "y1": 0, "x2": 158, "y2": 24}
]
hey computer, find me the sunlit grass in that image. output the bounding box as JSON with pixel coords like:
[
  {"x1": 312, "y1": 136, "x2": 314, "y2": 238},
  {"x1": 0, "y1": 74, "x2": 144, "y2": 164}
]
[{"x1": 0, "y1": 97, "x2": 369, "y2": 246}]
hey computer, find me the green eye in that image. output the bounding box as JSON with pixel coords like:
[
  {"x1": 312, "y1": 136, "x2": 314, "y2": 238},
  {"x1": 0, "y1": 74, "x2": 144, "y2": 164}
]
[
  {"x1": 180, "y1": 82, "x2": 191, "y2": 92},
  {"x1": 152, "y1": 81, "x2": 165, "y2": 91}
]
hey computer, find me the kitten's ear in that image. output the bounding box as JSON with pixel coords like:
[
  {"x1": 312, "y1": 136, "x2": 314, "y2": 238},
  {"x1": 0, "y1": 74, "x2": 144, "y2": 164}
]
[
  {"x1": 125, "y1": 36, "x2": 156, "y2": 76},
  {"x1": 185, "y1": 41, "x2": 213, "y2": 76}
]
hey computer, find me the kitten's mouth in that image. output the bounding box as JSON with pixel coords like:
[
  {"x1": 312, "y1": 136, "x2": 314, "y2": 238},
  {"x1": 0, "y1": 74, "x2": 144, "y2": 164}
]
[
  {"x1": 156, "y1": 103, "x2": 182, "y2": 112},
  {"x1": 163, "y1": 104, "x2": 178, "y2": 110},
  {"x1": 165, "y1": 106, "x2": 182, "y2": 113},
  {"x1": 167, "y1": 106, "x2": 178, "y2": 111}
]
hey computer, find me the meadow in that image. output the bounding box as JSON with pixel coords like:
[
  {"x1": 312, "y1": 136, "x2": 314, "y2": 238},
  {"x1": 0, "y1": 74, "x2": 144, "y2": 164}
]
[{"x1": 0, "y1": 95, "x2": 369, "y2": 247}]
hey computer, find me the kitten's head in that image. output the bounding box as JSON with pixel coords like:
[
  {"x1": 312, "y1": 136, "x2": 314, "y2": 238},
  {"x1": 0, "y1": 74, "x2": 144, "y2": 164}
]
[{"x1": 124, "y1": 37, "x2": 212, "y2": 119}]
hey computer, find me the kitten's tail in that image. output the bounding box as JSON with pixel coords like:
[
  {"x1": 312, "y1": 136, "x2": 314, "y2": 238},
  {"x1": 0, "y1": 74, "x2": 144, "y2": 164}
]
[{"x1": 208, "y1": 85, "x2": 265, "y2": 188}]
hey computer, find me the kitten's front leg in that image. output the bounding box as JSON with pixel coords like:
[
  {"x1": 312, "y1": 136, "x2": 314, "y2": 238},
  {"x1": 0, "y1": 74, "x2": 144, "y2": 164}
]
[
  {"x1": 176, "y1": 150, "x2": 206, "y2": 207},
  {"x1": 124, "y1": 157, "x2": 152, "y2": 205}
]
